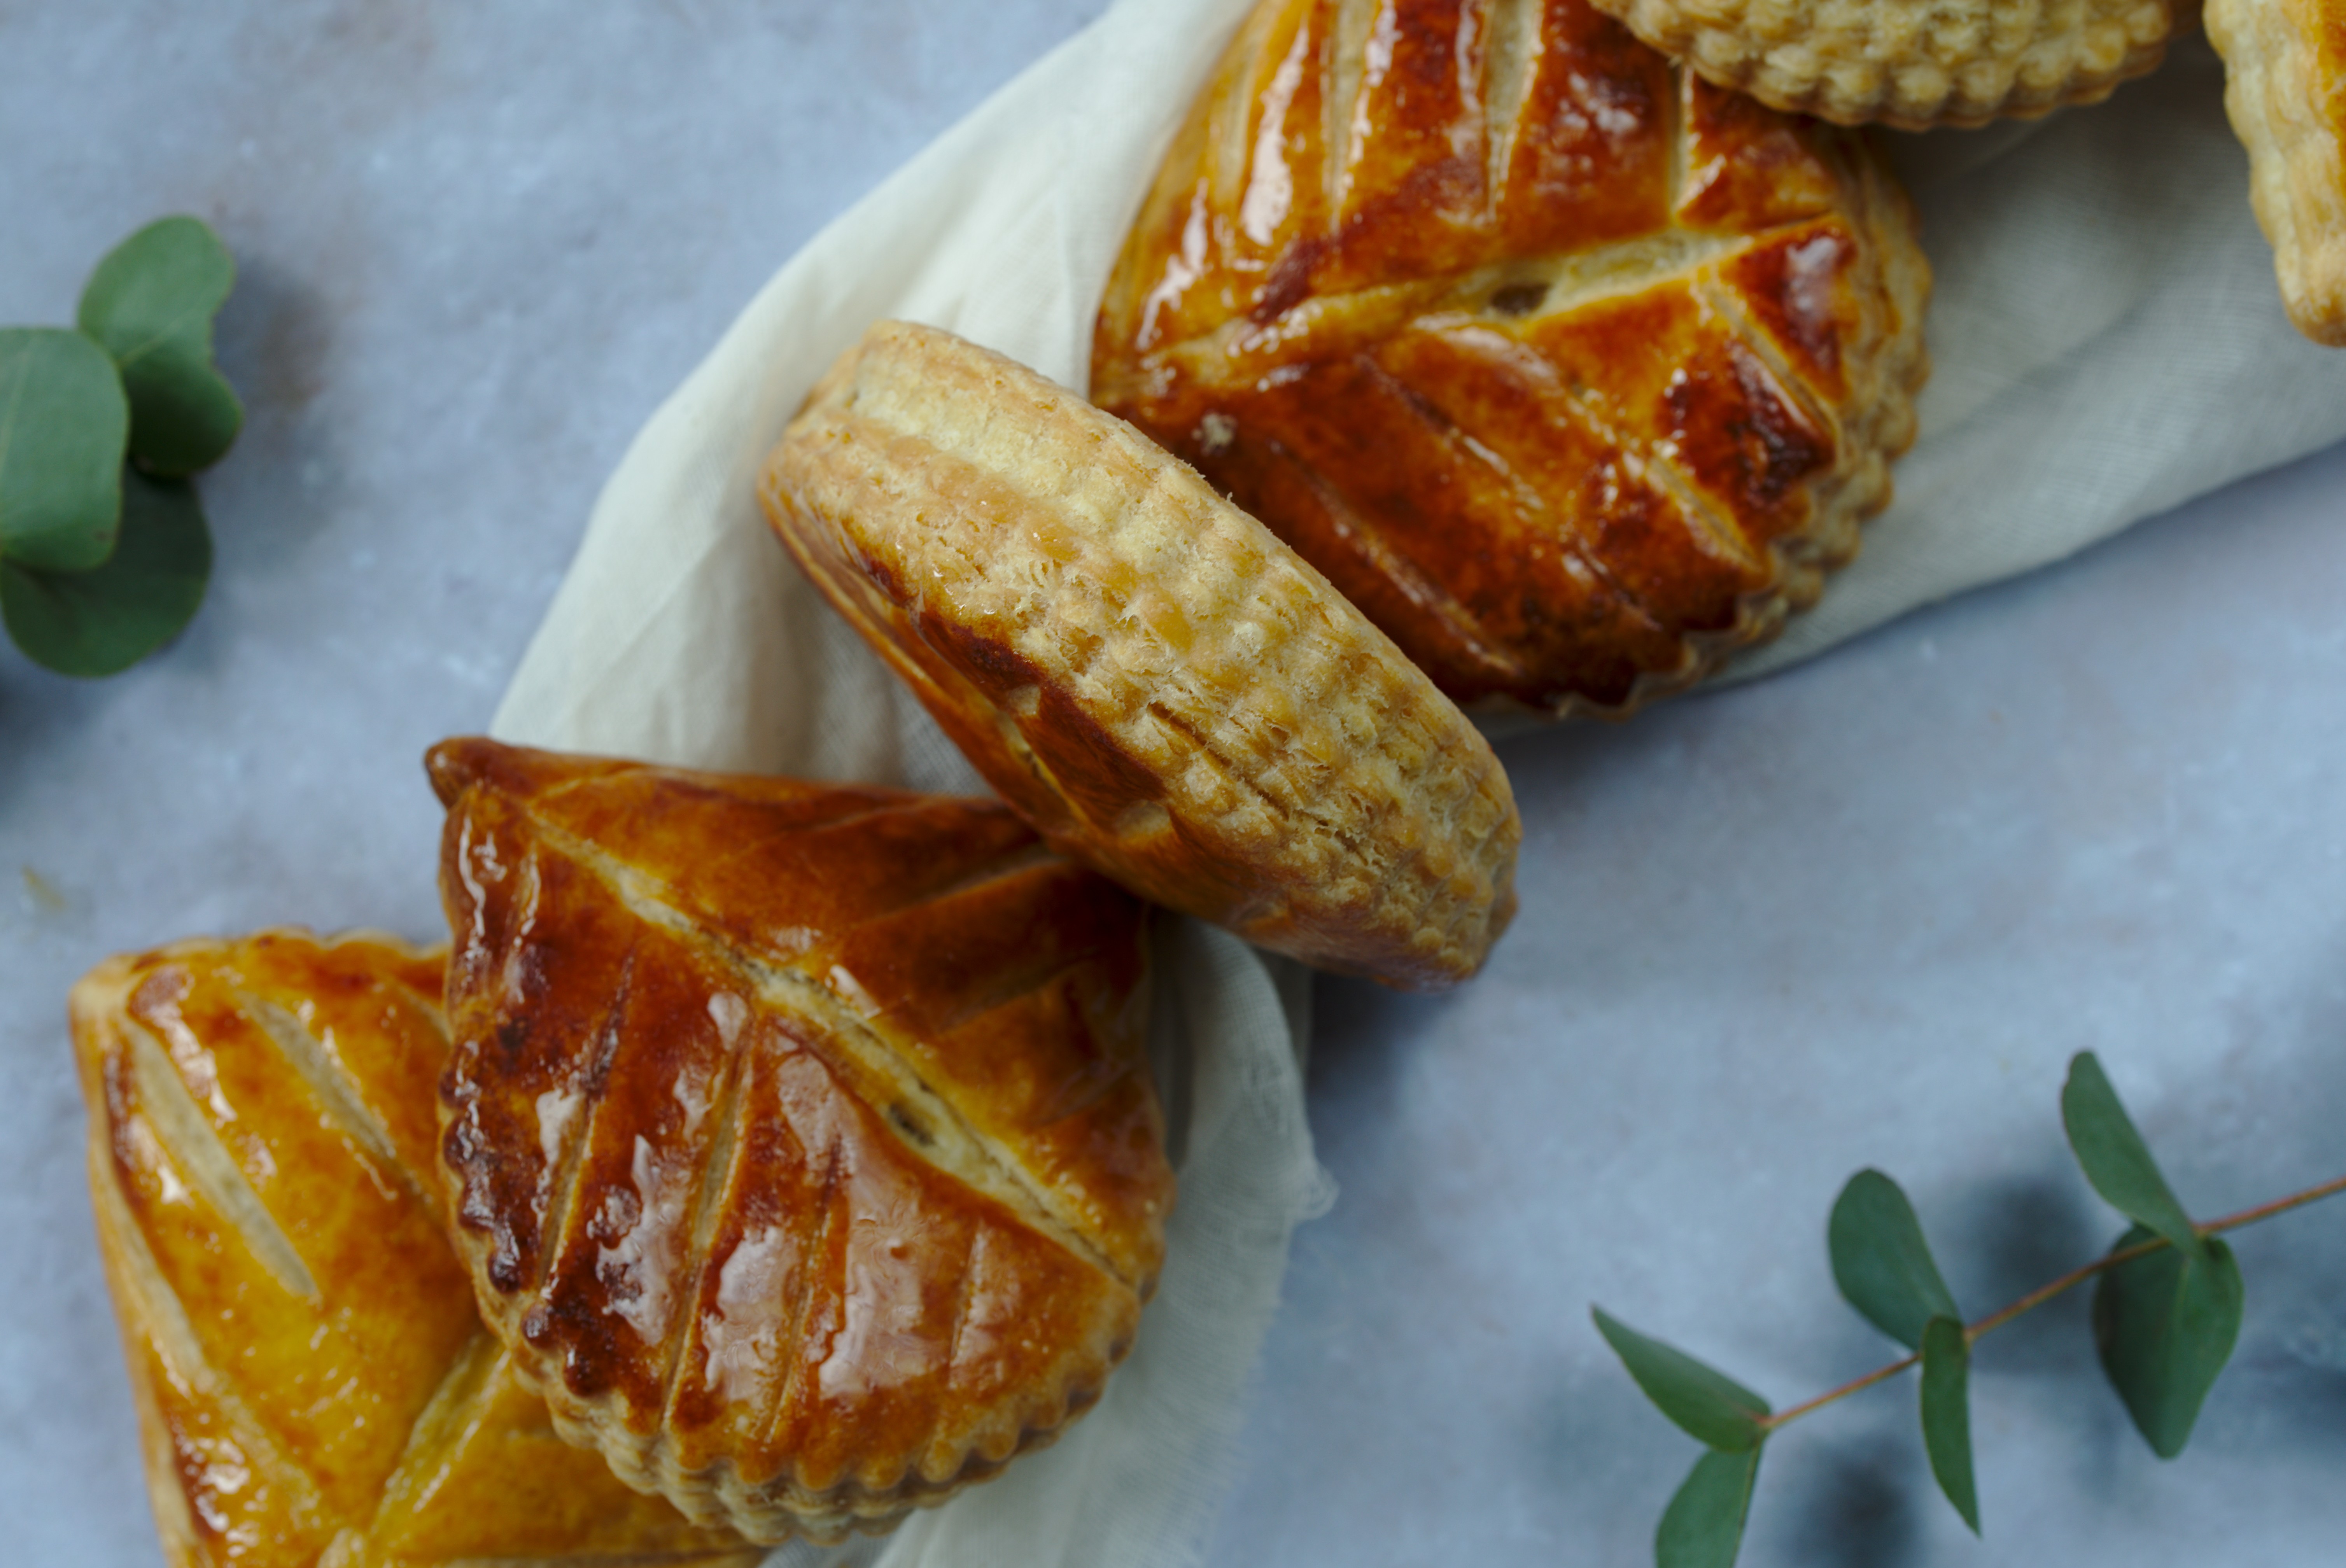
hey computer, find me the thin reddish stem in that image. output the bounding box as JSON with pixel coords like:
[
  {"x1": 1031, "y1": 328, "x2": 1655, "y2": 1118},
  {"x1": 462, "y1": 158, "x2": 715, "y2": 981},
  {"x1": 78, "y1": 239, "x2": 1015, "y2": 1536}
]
[{"x1": 1755, "y1": 1170, "x2": 2346, "y2": 1435}]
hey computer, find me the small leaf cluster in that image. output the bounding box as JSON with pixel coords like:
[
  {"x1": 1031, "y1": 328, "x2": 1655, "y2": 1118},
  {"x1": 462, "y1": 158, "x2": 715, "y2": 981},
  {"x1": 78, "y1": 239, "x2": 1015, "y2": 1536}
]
[
  {"x1": 1593, "y1": 1052, "x2": 2258, "y2": 1568},
  {"x1": 1, "y1": 217, "x2": 240, "y2": 677}
]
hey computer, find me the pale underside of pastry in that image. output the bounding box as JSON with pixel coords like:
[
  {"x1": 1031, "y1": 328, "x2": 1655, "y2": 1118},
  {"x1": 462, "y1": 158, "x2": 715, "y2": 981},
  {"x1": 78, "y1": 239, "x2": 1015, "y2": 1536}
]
[
  {"x1": 2209, "y1": 0, "x2": 2346, "y2": 344},
  {"x1": 1592, "y1": 0, "x2": 2181, "y2": 126},
  {"x1": 1092, "y1": 0, "x2": 1932, "y2": 721},
  {"x1": 68, "y1": 929, "x2": 761, "y2": 1568},
  {"x1": 763, "y1": 319, "x2": 1521, "y2": 991},
  {"x1": 428, "y1": 738, "x2": 1173, "y2": 1545}
]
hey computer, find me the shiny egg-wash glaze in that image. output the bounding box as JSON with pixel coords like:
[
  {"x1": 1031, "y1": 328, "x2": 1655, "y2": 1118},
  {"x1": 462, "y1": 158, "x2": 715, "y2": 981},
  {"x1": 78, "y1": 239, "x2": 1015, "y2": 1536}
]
[
  {"x1": 68, "y1": 930, "x2": 760, "y2": 1568},
  {"x1": 429, "y1": 739, "x2": 1173, "y2": 1544},
  {"x1": 1093, "y1": 0, "x2": 1931, "y2": 718}
]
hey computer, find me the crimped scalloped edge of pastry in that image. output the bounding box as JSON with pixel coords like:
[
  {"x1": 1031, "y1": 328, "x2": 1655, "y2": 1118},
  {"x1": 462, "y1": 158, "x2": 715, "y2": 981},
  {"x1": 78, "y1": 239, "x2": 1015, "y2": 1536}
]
[
  {"x1": 517, "y1": 1344, "x2": 1114, "y2": 1544},
  {"x1": 2208, "y1": 0, "x2": 2346, "y2": 345},
  {"x1": 446, "y1": 1173, "x2": 1136, "y2": 1546},
  {"x1": 1593, "y1": 0, "x2": 2176, "y2": 127},
  {"x1": 763, "y1": 321, "x2": 1521, "y2": 989},
  {"x1": 428, "y1": 765, "x2": 1162, "y2": 1545}
]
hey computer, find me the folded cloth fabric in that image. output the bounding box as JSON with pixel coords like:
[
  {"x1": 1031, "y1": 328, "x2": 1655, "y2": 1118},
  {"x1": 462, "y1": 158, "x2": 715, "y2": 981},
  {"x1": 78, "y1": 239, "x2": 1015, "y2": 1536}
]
[{"x1": 487, "y1": 3, "x2": 2346, "y2": 1563}]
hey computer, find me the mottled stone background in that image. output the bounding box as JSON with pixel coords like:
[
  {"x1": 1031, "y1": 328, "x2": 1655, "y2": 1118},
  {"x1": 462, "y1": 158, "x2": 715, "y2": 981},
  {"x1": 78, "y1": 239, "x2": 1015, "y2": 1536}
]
[{"x1": 4, "y1": 4, "x2": 2342, "y2": 1564}]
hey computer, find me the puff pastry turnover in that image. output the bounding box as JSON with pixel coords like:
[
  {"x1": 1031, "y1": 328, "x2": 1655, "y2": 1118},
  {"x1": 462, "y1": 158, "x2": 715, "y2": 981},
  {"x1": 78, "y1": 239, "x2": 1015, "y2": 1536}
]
[
  {"x1": 763, "y1": 320, "x2": 1520, "y2": 990},
  {"x1": 2210, "y1": 0, "x2": 2346, "y2": 344},
  {"x1": 428, "y1": 738, "x2": 1173, "y2": 1544},
  {"x1": 1591, "y1": 0, "x2": 2182, "y2": 127},
  {"x1": 69, "y1": 929, "x2": 760, "y2": 1568},
  {"x1": 1093, "y1": 0, "x2": 1931, "y2": 716}
]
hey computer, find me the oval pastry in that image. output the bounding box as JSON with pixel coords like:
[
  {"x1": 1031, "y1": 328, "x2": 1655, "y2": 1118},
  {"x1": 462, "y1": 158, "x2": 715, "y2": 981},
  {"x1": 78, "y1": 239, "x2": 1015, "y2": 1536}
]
[
  {"x1": 1092, "y1": 0, "x2": 1931, "y2": 717},
  {"x1": 1592, "y1": 0, "x2": 2180, "y2": 127},
  {"x1": 763, "y1": 319, "x2": 1520, "y2": 991},
  {"x1": 68, "y1": 929, "x2": 760, "y2": 1568},
  {"x1": 427, "y1": 738, "x2": 1173, "y2": 1544}
]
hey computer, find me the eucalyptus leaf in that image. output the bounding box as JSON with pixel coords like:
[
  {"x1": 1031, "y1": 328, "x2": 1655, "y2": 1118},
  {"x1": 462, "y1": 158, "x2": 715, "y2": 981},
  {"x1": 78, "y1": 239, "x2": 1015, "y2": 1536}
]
[
  {"x1": 2092, "y1": 1223, "x2": 2244, "y2": 1458},
  {"x1": 77, "y1": 216, "x2": 242, "y2": 477},
  {"x1": 2062, "y1": 1054, "x2": 2204, "y2": 1259},
  {"x1": 1830, "y1": 1170, "x2": 1961, "y2": 1350},
  {"x1": 1657, "y1": 1446, "x2": 1762, "y2": 1568},
  {"x1": 1594, "y1": 1308, "x2": 1771, "y2": 1452},
  {"x1": 2, "y1": 469, "x2": 210, "y2": 676},
  {"x1": 0, "y1": 328, "x2": 128, "y2": 572},
  {"x1": 1919, "y1": 1316, "x2": 1980, "y2": 1533}
]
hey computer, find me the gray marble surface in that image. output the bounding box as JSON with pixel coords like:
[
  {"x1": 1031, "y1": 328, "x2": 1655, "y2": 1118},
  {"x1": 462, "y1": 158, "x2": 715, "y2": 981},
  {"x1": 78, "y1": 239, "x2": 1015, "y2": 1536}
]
[{"x1": 4, "y1": 4, "x2": 2342, "y2": 1565}]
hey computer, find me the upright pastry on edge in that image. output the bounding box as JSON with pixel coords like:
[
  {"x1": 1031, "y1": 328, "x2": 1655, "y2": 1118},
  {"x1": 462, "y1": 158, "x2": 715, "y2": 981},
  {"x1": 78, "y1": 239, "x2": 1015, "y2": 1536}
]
[
  {"x1": 68, "y1": 929, "x2": 760, "y2": 1568},
  {"x1": 2209, "y1": 0, "x2": 2346, "y2": 345},
  {"x1": 1094, "y1": 0, "x2": 1931, "y2": 718},
  {"x1": 763, "y1": 319, "x2": 1521, "y2": 991},
  {"x1": 428, "y1": 737, "x2": 1174, "y2": 1544},
  {"x1": 1590, "y1": 0, "x2": 2182, "y2": 127}
]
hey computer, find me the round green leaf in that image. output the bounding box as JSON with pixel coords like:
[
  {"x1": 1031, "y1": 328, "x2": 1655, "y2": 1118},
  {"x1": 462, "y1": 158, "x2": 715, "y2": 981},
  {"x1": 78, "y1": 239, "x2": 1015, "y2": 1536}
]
[
  {"x1": 1657, "y1": 1446, "x2": 1761, "y2": 1568},
  {"x1": 2091, "y1": 1223, "x2": 2245, "y2": 1459},
  {"x1": 2, "y1": 469, "x2": 210, "y2": 676},
  {"x1": 1919, "y1": 1316, "x2": 1980, "y2": 1534},
  {"x1": 0, "y1": 327, "x2": 128, "y2": 571},
  {"x1": 1593, "y1": 1307, "x2": 1772, "y2": 1452},
  {"x1": 77, "y1": 216, "x2": 242, "y2": 477},
  {"x1": 1830, "y1": 1169, "x2": 1961, "y2": 1351},
  {"x1": 2063, "y1": 1053, "x2": 2205, "y2": 1261}
]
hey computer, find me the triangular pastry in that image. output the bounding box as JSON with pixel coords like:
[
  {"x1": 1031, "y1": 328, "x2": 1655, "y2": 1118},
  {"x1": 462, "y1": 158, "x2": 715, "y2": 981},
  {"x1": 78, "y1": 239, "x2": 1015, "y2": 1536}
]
[
  {"x1": 2210, "y1": 0, "x2": 2346, "y2": 345},
  {"x1": 68, "y1": 929, "x2": 760, "y2": 1568},
  {"x1": 762, "y1": 319, "x2": 1520, "y2": 990},
  {"x1": 427, "y1": 738, "x2": 1173, "y2": 1544},
  {"x1": 1092, "y1": 0, "x2": 1931, "y2": 716}
]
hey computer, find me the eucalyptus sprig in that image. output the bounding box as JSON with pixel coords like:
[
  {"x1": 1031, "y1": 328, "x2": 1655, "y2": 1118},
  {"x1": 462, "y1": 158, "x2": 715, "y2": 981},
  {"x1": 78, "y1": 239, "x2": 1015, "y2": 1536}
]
[
  {"x1": 0, "y1": 217, "x2": 240, "y2": 677},
  {"x1": 1595, "y1": 1052, "x2": 2346, "y2": 1567}
]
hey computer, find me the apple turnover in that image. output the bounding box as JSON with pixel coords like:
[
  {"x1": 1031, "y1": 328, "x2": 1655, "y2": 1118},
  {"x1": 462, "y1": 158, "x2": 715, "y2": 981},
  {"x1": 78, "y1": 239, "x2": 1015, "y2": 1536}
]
[
  {"x1": 2209, "y1": 0, "x2": 2346, "y2": 345},
  {"x1": 69, "y1": 929, "x2": 760, "y2": 1568},
  {"x1": 762, "y1": 320, "x2": 1520, "y2": 990},
  {"x1": 1591, "y1": 0, "x2": 2181, "y2": 126},
  {"x1": 1092, "y1": 0, "x2": 1931, "y2": 716},
  {"x1": 428, "y1": 738, "x2": 1173, "y2": 1544}
]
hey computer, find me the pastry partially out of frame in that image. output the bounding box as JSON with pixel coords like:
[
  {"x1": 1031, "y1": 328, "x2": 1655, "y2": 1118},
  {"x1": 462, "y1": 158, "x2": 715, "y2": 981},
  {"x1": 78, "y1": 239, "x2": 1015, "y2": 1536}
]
[
  {"x1": 2209, "y1": 0, "x2": 2346, "y2": 345},
  {"x1": 1589, "y1": 0, "x2": 2183, "y2": 128},
  {"x1": 69, "y1": 929, "x2": 762, "y2": 1568},
  {"x1": 1093, "y1": 0, "x2": 1931, "y2": 721}
]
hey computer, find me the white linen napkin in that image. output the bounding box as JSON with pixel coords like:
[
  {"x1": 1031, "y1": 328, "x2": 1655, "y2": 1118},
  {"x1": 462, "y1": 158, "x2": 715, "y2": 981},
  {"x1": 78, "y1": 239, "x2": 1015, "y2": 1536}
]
[{"x1": 486, "y1": 2, "x2": 2346, "y2": 1562}]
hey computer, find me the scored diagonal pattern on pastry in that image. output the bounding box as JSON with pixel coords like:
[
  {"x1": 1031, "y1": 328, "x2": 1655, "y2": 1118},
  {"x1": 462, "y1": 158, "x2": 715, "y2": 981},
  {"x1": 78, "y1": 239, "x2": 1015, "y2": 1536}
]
[
  {"x1": 1093, "y1": 0, "x2": 1932, "y2": 718},
  {"x1": 68, "y1": 929, "x2": 762, "y2": 1568},
  {"x1": 428, "y1": 738, "x2": 1173, "y2": 1545}
]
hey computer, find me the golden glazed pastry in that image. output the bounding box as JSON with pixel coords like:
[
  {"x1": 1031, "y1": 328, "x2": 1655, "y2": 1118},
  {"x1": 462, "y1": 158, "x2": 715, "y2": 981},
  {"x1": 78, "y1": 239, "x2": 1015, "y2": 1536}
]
[
  {"x1": 2209, "y1": 0, "x2": 2346, "y2": 344},
  {"x1": 68, "y1": 929, "x2": 760, "y2": 1568},
  {"x1": 762, "y1": 319, "x2": 1520, "y2": 991},
  {"x1": 428, "y1": 737, "x2": 1173, "y2": 1544},
  {"x1": 1093, "y1": 0, "x2": 1931, "y2": 716},
  {"x1": 1590, "y1": 0, "x2": 2182, "y2": 126}
]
